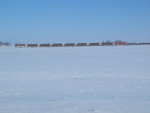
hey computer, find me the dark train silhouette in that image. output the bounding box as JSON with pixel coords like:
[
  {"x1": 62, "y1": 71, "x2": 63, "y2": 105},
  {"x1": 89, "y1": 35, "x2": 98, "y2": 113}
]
[
  {"x1": 39, "y1": 44, "x2": 51, "y2": 47},
  {"x1": 14, "y1": 41, "x2": 150, "y2": 48}
]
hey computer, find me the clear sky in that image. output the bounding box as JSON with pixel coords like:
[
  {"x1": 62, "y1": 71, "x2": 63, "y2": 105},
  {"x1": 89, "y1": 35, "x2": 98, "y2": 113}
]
[{"x1": 0, "y1": 0, "x2": 150, "y2": 43}]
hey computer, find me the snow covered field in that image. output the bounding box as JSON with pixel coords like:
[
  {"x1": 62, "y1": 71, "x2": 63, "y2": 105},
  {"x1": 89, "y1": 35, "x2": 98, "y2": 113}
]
[{"x1": 0, "y1": 46, "x2": 150, "y2": 113}]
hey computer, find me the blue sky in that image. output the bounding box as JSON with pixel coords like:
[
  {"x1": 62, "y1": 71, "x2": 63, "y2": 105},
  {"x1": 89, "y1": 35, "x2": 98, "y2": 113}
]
[{"x1": 0, "y1": 0, "x2": 150, "y2": 43}]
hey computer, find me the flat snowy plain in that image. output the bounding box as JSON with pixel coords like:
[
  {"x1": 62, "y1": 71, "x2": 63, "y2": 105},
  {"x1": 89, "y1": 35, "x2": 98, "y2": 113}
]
[{"x1": 0, "y1": 46, "x2": 150, "y2": 113}]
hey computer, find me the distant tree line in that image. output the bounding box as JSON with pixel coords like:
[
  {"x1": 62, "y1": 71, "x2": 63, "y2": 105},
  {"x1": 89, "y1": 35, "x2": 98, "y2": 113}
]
[{"x1": 0, "y1": 42, "x2": 11, "y2": 46}]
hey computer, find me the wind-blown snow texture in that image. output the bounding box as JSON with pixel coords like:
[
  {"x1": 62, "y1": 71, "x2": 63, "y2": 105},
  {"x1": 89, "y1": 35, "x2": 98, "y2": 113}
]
[{"x1": 0, "y1": 46, "x2": 150, "y2": 113}]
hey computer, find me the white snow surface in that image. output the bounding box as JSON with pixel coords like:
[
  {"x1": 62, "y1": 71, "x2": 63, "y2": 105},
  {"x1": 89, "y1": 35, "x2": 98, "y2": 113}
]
[{"x1": 0, "y1": 46, "x2": 150, "y2": 113}]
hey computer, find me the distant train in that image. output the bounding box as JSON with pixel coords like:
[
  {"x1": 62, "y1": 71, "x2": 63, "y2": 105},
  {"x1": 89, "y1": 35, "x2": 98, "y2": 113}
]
[{"x1": 14, "y1": 41, "x2": 150, "y2": 48}]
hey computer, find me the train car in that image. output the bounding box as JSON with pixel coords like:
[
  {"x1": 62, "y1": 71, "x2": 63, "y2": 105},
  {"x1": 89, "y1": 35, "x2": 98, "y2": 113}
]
[
  {"x1": 39, "y1": 44, "x2": 51, "y2": 47},
  {"x1": 115, "y1": 41, "x2": 127, "y2": 45},
  {"x1": 51, "y1": 43, "x2": 63, "y2": 47},
  {"x1": 88, "y1": 43, "x2": 100, "y2": 46},
  {"x1": 64, "y1": 43, "x2": 75, "y2": 47},
  {"x1": 76, "y1": 43, "x2": 88, "y2": 46},
  {"x1": 127, "y1": 43, "x2": 139, "y2": 45},
  {"x1": 27, "y1": 44, "x2": 38, "y2": 47},
  {"x1": 139, "y1": 43, "x2": 150, "y2": 45},
  {"x1": 15, "y1": 44, "x2": 26, "y2": 47},
  {"x1": 101, "y1": 41, "x2": 114, "y2": 46}
]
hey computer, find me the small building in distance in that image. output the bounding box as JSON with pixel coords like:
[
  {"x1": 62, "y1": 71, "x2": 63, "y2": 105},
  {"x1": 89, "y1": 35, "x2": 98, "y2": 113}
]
[
  {"x1": 0, "y1": 42, "x2": 4, "y2": 46},
  {"x1": 0, "y1": 42, "x2": 11, "y2": 47}
]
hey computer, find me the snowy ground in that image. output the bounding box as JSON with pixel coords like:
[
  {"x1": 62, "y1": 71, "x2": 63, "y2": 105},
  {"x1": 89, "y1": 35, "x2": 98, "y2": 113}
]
[{"x1": 0, "y1": 46, "x2": 150, "y2": 113}]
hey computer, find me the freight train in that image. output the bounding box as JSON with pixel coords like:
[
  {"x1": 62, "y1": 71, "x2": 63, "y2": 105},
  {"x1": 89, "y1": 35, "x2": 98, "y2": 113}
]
[{"x1": 14, "y1": 41, "x2": 150, "y2": 48}]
